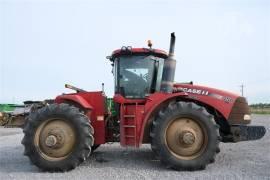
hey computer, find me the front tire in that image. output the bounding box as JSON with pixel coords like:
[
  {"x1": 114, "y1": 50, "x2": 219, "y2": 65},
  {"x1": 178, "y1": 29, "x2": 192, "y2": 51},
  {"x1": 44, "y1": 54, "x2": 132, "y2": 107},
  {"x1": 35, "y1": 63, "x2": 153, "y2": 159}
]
[
  {"x1": 22, "y1": 103, "x2": 94, "y2": 171},
  {"x1": 150, "y1": 101, "x2": 220, "y2": 171}
]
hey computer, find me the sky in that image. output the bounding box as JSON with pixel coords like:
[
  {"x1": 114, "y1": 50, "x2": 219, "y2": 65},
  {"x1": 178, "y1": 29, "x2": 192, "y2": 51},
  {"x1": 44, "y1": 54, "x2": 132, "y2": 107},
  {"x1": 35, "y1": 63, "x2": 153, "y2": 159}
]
[{"x1": 0, "y1": 0, "x2": 269, "y2": 104}]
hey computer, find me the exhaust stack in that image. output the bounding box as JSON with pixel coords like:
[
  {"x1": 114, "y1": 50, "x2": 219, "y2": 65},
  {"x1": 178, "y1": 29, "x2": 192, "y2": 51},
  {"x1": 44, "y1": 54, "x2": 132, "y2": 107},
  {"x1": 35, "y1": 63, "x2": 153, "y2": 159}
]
[{"x1": 160, "y1": 32, "x2": 176, "y2": 93}]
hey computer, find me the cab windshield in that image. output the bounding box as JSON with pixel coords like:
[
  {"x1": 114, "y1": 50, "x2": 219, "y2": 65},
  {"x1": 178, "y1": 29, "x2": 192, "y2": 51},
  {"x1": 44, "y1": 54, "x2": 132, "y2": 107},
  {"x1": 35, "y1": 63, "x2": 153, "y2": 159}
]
[{"x1": 115, "y1": 55, "x2": 156, "y2": 98}]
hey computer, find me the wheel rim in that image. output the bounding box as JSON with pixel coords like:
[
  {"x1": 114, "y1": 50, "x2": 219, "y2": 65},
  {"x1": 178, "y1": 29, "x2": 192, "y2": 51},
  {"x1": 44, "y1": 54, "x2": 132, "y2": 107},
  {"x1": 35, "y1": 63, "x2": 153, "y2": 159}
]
[
  {"x1": 34, "y1": 118, "x2": 76, "y2": 161},
  {"x1": 165, "y1": 117, "x2": 208, "y2": 160}
]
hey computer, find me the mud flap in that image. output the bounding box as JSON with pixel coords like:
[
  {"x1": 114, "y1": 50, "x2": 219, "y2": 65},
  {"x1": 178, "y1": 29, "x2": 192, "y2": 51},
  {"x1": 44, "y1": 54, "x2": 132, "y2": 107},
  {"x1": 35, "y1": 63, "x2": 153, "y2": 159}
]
[{"x1": 230, "y1": 125, "x2": 266, "y2": 142}]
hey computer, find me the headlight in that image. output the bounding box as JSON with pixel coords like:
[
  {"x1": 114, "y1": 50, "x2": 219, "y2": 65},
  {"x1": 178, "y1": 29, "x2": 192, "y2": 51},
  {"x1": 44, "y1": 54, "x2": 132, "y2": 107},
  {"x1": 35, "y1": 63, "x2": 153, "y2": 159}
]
[
  {"x1": 127, "y1": 46, "x2": 132, "y2": 51},
  {"x1": 244, "y1": 114, "x2": 251, "y2": 121},
  {"x1": 121, "y1": 46, "x2": 127, "y2": 51}
]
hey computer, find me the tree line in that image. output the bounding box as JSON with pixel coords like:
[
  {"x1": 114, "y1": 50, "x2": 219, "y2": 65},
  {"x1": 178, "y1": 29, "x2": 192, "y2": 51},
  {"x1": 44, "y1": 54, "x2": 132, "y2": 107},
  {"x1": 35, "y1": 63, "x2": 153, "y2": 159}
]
[{"x1": 249, "y1": 103, "x2": 270, "y2": 108}]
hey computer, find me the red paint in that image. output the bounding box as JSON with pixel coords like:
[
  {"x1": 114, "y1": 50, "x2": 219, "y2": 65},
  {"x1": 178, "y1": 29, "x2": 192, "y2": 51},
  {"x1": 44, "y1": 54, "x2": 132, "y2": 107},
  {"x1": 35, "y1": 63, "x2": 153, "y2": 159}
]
[
  {"x1": 114, "y1": 92, "x2": 188, "y2": 147},
  {"x1": 138, "y1": 92, "x2": 188, "y2": 145},
  {"x1": 113, "y1": 94, "x2": 146, "y2": 147},
  {"x1": 55, "y1": 94, "x2": 93, "y2": 109},
  {"x1": 173, "y1": 83, "x2": 239, "y2": 119},
  {"x1": 53, "y1": 85, "x2": 242, "y2": 148},
  {"x1": 55, "y1": 91, "x2": 107, "y2": 144},
  {"x1": 119, "y1": 104, "x2": 145, "y2": 147},
  {"x1": 112, "y1": 48, "x2": 168, "y2": 58},
  {"x1": 113, "y1": 94, "x2": 146, "y2": 104}
]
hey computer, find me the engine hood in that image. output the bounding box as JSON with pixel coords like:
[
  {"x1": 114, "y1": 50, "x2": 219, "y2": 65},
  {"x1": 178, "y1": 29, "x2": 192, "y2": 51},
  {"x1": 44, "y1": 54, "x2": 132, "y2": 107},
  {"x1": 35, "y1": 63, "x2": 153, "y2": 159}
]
[
  {"x1": 173, "y1": 83, "x2": 250, "y2": 124},
  {"x1": 174, "y1": 83, "x2": 239, "y2": 101}
]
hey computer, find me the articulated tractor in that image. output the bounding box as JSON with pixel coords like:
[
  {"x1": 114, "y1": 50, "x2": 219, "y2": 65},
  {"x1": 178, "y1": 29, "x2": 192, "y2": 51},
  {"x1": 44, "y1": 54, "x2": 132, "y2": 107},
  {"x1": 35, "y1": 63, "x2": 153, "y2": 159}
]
[{"x1": 21, "y1": 33, "x2": 265, "y2": 171}]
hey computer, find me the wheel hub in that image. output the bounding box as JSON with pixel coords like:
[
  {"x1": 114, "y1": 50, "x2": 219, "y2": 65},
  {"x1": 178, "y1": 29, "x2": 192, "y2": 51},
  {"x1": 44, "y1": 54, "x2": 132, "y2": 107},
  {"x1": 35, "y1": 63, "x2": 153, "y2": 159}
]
[
  {"x1": 34, "y1": 119, "x2": 76, "y2": 161},
  {"x1": 181, "y1": 131, "x2": 195, "y2": 145},
  {"x1": 45, "y1": 135, "x2": 57, "y2": 147},
  {"x1": 47, "y1": 129, "x2": 66, "y2": 148},
  {"x1": 165, "y1": 117, "x2": 208, "y2": 160}
]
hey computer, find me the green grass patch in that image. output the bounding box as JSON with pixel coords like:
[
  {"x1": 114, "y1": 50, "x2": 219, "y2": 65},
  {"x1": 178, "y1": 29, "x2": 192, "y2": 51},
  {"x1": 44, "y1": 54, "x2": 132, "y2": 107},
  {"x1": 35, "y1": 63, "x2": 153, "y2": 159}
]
[{"x1": 250, "y1": 107, "x2": 270, "y2": 114}]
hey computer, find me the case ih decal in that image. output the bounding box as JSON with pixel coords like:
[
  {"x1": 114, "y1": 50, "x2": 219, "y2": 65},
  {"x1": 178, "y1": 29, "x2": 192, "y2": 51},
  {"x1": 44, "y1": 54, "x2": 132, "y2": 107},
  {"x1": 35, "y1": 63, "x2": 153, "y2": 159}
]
[
  {"x1": 175, "y1": 87, "x2": 234, "y2": 103},
  {"x1": 176, "y1": 87, "x2": 209, "y2": 95}
]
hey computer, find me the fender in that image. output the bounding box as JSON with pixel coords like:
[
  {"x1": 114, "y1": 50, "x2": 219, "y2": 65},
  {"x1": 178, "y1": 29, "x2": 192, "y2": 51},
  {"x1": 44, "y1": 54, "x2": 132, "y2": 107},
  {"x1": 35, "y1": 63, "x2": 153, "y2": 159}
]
[
  {"x1": 55, "y1": 94, "x2": 93, "y2": 110},
  {"x1": 139, "y1": 92, "x2": 187, "y2": 145},
  {"x1": 138, "y1": 84, "x2": 245, "y2": 145},
  {"x1": 173, "y1": 84, "x2": 242, "y2": 120},
  {"x1": 55, "y1": 92, "x2": 106, "y2": 145}
]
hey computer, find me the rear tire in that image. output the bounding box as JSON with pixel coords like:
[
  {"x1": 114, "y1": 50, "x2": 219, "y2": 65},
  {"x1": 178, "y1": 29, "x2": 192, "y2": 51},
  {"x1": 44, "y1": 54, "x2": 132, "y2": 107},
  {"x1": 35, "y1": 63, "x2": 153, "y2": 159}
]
[
  {"x1": 22, "y1": 103, "x2": 94, "y2": 172},
  {"x1": 150, "y1": 101, "x2": 220, "y2": 171}
]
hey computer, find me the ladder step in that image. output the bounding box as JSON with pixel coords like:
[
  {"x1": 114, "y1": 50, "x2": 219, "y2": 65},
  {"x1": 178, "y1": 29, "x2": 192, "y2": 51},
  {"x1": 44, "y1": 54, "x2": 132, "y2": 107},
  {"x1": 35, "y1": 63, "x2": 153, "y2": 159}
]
[
  {"x1": 123, "y1": 125, "x2": 136, "y2": 128},
  {"x1": 124, "y1": 115, "x2": 135, "y2": 118},
  {"x1": 125, "y1": 135, "x2": 135, "y2": 138}
]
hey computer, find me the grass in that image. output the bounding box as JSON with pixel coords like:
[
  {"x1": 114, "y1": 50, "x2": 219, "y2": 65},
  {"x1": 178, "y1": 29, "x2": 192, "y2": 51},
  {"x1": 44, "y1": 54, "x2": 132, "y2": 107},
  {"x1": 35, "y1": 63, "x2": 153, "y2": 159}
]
[{"x1": 250, "y1": 107, "x2": 270, "y2": 114}]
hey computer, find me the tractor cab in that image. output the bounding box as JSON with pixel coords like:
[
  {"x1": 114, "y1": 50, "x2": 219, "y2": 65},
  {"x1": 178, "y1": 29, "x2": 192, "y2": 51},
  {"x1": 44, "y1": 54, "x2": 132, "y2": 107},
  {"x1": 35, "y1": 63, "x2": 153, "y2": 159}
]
[
  {"x1": 108, "y1": 48, "x2": 168, "y2": 98},
  {"x1": 108, "y1": 33, "x2": 177, "y2": 99}
]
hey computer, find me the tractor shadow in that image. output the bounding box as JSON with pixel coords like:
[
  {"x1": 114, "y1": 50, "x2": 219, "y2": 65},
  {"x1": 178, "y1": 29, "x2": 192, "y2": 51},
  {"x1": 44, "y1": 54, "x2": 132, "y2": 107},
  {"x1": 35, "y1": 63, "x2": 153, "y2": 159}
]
[
  {"x1": 82, "y1": 144, "x2": 166, "y2": 171},
  {"x1": 0, "y1": 142, "x2": 165, "y2": 174}
]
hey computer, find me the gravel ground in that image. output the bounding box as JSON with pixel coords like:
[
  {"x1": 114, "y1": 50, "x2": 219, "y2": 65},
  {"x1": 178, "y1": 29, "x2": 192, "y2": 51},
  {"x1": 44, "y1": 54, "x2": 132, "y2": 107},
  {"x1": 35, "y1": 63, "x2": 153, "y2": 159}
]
[{"x1": 0, "y1": 115, "x2": 269, "y2": 180}]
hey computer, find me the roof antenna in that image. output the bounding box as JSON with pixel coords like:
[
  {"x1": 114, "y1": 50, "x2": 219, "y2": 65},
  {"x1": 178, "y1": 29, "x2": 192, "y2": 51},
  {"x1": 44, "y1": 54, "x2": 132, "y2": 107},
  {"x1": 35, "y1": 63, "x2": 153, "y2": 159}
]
[
  {"x1": 102, "y1": 83, "x2": 104, "y2": 93},
  {"x1": 147, "y1": 40, "x2": 153, "y2": 49}
]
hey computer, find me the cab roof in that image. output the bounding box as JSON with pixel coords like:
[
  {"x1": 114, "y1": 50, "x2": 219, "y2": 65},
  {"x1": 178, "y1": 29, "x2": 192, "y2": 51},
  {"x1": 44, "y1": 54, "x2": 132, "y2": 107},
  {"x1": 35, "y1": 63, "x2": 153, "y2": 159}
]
[{"x1": 110, "y1": 47, "x2": 168, "y2": 60}]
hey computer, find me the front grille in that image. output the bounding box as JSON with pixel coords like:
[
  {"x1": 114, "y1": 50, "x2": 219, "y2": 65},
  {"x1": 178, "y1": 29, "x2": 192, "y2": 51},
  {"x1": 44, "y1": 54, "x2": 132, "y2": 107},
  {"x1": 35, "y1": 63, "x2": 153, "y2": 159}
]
[{"x1": 228, "y1": 97, "x2": 251, "y2": 125}]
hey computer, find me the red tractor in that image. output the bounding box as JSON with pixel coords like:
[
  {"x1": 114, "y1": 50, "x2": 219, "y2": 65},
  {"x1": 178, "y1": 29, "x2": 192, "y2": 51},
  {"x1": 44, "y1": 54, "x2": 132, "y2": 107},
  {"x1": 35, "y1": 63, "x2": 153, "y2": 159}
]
[{"x1": 22, "y1": 33, "x2": 265, "y2": 171}]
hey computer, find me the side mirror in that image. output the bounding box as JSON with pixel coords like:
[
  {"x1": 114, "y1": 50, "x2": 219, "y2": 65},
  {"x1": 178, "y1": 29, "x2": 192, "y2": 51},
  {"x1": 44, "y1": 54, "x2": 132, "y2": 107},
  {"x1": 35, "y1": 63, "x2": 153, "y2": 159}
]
[{"x1": 106, "y1": 56, "x2": 113, "y2": 61}]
